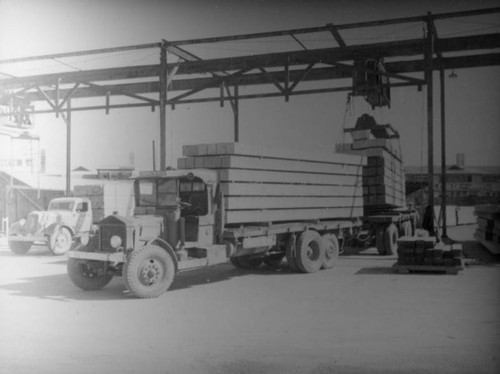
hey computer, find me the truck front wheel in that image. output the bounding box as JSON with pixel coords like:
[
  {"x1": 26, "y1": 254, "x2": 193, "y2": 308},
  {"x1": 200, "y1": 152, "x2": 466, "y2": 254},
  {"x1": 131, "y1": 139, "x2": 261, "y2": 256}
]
[
  {"x1": 49, "y1": 227, "x2": 73, "y2": 255},
  {"x1": 67, "y1": 258, "x2": 113, "y2": 290},
  {"x1": 8, "y1": 241, "x2": 32, "y2": 255},
  {"x1": 123, "y1": 245, "x2": 175, "y2": 298}
]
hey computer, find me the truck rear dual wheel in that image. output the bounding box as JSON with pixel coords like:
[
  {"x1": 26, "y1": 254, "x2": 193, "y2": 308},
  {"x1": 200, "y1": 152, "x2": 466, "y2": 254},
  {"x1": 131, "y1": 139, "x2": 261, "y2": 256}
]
[
  {"x1": 321, "y1": 234, "x2": 339, "y2": 269},
  {"x1": 295, "y1": 231, "x2": 325, "y2": 273},
  {"x1": 8, "y1": 241, "x2": 32, "y2": 255},
  {"x1": 67, "y1": 258, "x2": 113, "y2": 290},
  {"x1": 123, "y1": 245, "x2": 175, "y2": 298}
]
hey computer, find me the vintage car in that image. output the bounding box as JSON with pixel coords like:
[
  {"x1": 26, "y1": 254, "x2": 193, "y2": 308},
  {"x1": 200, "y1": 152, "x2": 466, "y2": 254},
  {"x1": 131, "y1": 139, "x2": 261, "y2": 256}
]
[{"x1": 8, "y1": 197, "x2": 93, "y2": 255}]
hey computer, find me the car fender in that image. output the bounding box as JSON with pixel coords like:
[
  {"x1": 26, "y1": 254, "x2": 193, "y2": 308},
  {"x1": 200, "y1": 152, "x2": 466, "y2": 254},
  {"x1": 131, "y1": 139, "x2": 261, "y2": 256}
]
[{"x1": 8, "y1": 221, "x2": 23, "y2": 236}]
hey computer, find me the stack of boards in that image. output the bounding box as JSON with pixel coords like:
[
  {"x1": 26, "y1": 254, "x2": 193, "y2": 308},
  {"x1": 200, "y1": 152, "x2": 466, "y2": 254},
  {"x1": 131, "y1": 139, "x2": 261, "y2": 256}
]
[
  {"x1": 178, "y1": 143, "x2": 365, "y2": 225},
  {"x1": 396, "y1": 236, "x2": 464, "y2": 274},
  {"x1": 336, "y1": 129, "x2": 405, "y2": 215},
  {"x1": 74, "y1": 182, "x2": 134, "y2": 222},
  {"x1": 474, "y1": 205, "x2": 500, "y2": 254}
]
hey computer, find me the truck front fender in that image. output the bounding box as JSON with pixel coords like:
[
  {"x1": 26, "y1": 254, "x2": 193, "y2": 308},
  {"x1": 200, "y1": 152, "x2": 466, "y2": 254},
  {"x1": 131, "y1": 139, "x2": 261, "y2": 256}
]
[
  {"x1": 146, "y1": 238, "x2": 179, "y2": 273},
  {"x1": 44, "y1": 222, "x2": 61, "y2": 236}
]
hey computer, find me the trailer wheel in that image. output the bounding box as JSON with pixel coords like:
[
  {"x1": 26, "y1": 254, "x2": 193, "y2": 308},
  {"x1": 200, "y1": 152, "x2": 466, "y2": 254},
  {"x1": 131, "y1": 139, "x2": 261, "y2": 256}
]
[
  {"x1": 123, "y1": 245, "x2": 175, "y2": 298},
  {"x1": 401, "y1": 221, "x2": 412, "y2": 237},
  {"x1": 286, "y1": 236, "x2": 300, "y2": 272},
  {"x1": 67, "y1": 258, "x2": 113, "y2": 290},
  {"x1": 321, "y1": 234, "x2": 339, "y2": 269},
  {"x1": 376, "y1": 226, "x2": 387, "y2": 255},
  {"x1": 384, "y1": 224, "x2": 399, "y2": 256},
  {"x1": 48, "y1": 227, "x2": 73, "y2": 255},
  {"x1": 8, "y1": 241, "x2": 32, "y2": 255},
  {"x1": 295, "y1": 230, "x2": 325, "y2": 273}
]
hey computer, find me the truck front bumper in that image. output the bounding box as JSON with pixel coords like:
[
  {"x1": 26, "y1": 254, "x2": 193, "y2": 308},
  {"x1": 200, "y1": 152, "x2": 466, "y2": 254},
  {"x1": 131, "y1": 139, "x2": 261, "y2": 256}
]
[
  {"x1": 8, "y1": 235, "x2": 46, "y2": 242},
  {"x1": 69, "y1": 250, "x2": 126, "y2": 263}
]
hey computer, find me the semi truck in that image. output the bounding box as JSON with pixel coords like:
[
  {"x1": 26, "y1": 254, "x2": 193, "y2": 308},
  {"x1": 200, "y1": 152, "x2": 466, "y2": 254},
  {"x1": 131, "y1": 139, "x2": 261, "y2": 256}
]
[
  {"x1": 67, "y1": 117, "x2": 417, "y2": 298},
  {"x1": 67, "y1": 141, "x2": 368, "y2": 298}
]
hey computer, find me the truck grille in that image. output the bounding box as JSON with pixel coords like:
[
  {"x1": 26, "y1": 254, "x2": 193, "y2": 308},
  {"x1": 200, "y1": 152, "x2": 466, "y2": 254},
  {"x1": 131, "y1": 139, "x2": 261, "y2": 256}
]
[
  {"x1": 100, "y1": 225, "x2": 126, "y2": 252},
  {"x1": 25, "y1": 214, "x2": 39, "y2": 235}
]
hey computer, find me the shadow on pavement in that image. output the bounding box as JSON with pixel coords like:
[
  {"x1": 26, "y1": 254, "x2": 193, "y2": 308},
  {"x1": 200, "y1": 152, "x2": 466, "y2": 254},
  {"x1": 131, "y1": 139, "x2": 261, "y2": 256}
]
[{"x1": 0, "y1": 261, "x2": 296, "y2": 301}]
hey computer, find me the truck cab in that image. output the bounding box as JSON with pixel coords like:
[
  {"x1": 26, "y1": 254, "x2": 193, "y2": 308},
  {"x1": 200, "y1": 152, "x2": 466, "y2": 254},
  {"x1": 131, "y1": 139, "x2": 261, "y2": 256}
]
[
  {"x1": 133, "y1": 169, "x2": 218, "y2": 250},
  {"x1": 67, "y1": 169, "x2": 227, "y2": 299}
]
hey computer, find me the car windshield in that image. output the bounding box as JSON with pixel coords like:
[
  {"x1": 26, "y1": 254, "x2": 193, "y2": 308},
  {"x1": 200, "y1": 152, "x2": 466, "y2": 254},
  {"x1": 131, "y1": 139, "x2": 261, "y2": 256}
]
[{"x1": 49, "y1": 201, "x2": 74, "y2": 211}]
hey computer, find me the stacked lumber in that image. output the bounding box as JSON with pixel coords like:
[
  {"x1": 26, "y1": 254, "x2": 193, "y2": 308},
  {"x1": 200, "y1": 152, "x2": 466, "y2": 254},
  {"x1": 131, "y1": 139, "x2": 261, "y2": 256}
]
[
  {"x1": 73, "y1": 182, "x2": 134, "y2": 222},
  {"x1": 336, "y1": 130, "x2": 405, "y2": 214},
  {"x1": 396, "y1": 236, "x2": 463, "y2": 274},
  {"x1": 473, "y1": 205, "x2": 500, "y2": 254},
  {"x1": 178, "y1": 142, "x2": 365, "y2": 225}
]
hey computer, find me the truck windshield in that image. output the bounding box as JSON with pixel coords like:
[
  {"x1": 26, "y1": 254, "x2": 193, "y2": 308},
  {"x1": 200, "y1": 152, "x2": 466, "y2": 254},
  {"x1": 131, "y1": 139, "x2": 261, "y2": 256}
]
[
  {"x1": 49, "y1": 201, "x2": 74, "y2": 211},
  {"x1": 137, "y1": 178, "x2": 178, "y2": 207}
]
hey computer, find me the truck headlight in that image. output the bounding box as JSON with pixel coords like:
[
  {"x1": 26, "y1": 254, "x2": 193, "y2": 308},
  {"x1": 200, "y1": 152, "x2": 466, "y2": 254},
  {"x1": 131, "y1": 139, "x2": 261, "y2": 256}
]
[{"x1": 110, "y1": 235, "x2": 122, "y2": 249}]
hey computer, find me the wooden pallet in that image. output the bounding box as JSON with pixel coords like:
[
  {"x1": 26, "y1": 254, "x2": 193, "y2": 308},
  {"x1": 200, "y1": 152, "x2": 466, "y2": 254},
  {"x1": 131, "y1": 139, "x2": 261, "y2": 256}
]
[{"x1": 393, "y1": 261, "x2": 463, "y2": 275}]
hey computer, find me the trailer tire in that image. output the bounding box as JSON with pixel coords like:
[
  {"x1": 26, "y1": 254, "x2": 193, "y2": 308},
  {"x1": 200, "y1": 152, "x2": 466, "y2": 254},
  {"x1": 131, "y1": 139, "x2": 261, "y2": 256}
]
[
  {"x1": 123, "y1": 245, "x2": 175, "y2": 298},
  {"x1": 402, "y1": 221, "x2": 412, "y2": 237},
  {"x1": 67, "y1": 258, "x2": 113, "y2": 291},
  {"x1": 48, "y1": 227, "x2": 73, "y2": 255},
  {"x1": 376, "y1": 226, "x2": 387, "y2": 255},
  {"x1": 8, "y1": 241, "x2": 32, "y2": 255},
  {"x1": 384, "y1": 224, "x2": 399, "y2": 256},
  {"x1": 295, "y1": 230, "x2": 325, "y2": 273},
  {"x1": 321, "y1": 234, "x2": 339, "y2": 269}
]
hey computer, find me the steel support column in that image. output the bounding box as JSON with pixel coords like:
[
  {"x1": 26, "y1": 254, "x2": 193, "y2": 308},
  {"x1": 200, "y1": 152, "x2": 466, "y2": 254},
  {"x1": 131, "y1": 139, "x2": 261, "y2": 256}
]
[
  {"x1": 159, "y1": 43, "x2": 167, "y2": 170},
  {"x1": 65, "y1": 99, "x2": 71, "y2": 196},
  {"x1": 439, "y1": 67, "x2": 447, "y2": 238},
  {"x1": 425, "y1": 15, "x2": 435, "y2": 217},
  {"x1": 234, "y1": 86, "x2": 239, "y2": 142}
]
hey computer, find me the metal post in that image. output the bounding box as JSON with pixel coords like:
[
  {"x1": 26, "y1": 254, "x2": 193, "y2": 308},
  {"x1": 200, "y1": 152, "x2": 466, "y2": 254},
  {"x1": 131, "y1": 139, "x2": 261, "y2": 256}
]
[
  {"x1": 66, "y1": 99, "x2": 71, "y2": 197},
  {"x1": 234, "y1": 86, "x2": 239, "y2": 142},
  {"x1": 159, "y1": 43, "x2": 167, "y2": 170},
  {"x1": 425, "y1": 15, "x2": 435, "y2": 215},
  {"x1": 440, "y1": 67, "x2": 447, "y2": 238}
]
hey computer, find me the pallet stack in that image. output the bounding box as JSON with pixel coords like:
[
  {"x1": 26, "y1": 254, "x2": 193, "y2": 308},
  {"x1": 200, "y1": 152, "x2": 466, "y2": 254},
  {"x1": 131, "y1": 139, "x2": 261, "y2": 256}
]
[
  {"x1": 473, "y1": 205, "x2": 500, "y2": 254},
  {"x1": 178, "y1": 142, "x2": 365, "y2": 225},
  {"x1": 396, "y1": 236, "x2": 464, "y2": 274},
  {"x1": 336, "y1": 129, "x2": 405, "y2": 215}
]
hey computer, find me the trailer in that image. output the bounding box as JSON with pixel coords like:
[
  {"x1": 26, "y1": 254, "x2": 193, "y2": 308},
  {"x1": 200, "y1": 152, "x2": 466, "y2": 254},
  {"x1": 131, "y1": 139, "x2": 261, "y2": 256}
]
[{"x1": 67, "y1": 142, "x2": 366, "y2": 298}]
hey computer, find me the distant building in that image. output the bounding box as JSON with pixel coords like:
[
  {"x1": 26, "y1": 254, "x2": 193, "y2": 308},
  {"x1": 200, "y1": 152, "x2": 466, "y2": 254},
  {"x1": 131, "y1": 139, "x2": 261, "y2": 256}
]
[
  {"x1": 95, "y1": 167, "x2": 135, "y2": 180},
  {"x1": 405, "y1": 155, "x2": 500, "y2": 206}
]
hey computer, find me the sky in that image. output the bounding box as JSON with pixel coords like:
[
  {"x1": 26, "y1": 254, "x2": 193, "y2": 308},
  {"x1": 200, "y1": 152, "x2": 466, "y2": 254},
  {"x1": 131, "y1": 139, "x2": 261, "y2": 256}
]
[{"x1": 0, "y1": 0, "x2": 499, "y2": 174}]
